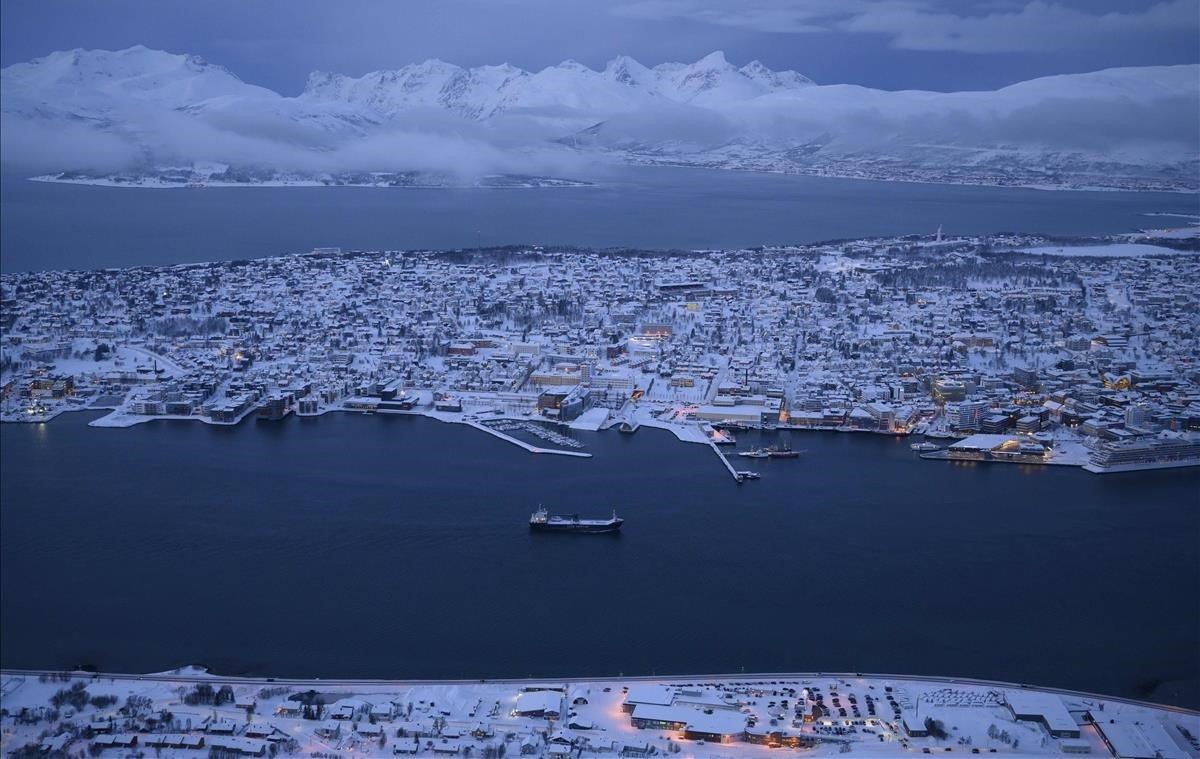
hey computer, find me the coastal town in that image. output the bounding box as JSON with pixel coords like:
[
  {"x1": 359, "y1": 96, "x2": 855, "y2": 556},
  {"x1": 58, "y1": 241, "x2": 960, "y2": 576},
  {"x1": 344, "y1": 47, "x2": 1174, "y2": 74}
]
[
  {"x1": 2, "y1": 224, "x2": 1200, "y2": 476},
  {"x1": 1, "y1": 668, "x2": 1197, "y2": 758}
]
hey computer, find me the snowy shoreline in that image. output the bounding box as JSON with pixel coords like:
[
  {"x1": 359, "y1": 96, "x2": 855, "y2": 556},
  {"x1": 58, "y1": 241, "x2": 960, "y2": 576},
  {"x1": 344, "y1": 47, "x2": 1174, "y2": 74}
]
[
  {"x1": 618, "y1": 157, "x2": 1200, "y2": 195},
  {"x1": 27, "y1": 174, "x2": 597, "y2": 190},
  {"x1": 3, "y1": 665, "x2": 1194, "y2": 713},
  {"x1": 1, "y1": 665, "x2": 1195, "y2": 758},
  {"x1": 8, "y1": 401, "x2": 1195, "y2": 476},
  {"x1": 26, "y1": 168, "x2": 1198, "y2": 194}
]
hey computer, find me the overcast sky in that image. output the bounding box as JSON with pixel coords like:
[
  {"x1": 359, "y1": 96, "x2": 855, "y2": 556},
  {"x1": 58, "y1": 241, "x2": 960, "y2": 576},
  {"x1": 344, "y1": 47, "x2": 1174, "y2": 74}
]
[{"x1": 2, "y1": 0, "x2": 1198, "y2": 93}]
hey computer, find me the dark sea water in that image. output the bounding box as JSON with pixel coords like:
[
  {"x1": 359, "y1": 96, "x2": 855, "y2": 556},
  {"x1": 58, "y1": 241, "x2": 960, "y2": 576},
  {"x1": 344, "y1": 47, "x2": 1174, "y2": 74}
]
[
  {"x1": 2, "y1": 167, "x2": 1198, "y2": 272},
  {"x1": 2, "y1": 411, "x2": 1198, "y2": 706}
]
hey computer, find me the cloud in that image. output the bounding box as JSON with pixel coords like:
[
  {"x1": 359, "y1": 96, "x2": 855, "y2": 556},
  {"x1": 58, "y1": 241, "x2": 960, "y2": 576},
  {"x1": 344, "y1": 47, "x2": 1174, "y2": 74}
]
[
  {"x1": 0, "y1": 113, "x2": 142, "y2": 174},
  {"x1": 612, "y1": 0, "x2": 1200, "y2": 54},
  {"x1": 612, "y1": 0, "x2": 867, "y2": 33},
  {"x1": 575, "y1": 100, "x2": 738, "y2": 150},
  {"x1": 844, "y1": 0, "x2": 1200, "y2": 53},
  {"x1": 0, "y1": 90, "x2": 584, "y2": 181}
]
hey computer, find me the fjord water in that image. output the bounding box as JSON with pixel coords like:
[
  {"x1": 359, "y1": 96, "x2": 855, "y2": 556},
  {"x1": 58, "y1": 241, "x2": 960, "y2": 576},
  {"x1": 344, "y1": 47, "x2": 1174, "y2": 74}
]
[
  {"x1": 2, "y1": 167, "x2": 1199, "y2": 272},
  {"x1": 2, "y1": 412, "x2": 1198, "y2": 706}
]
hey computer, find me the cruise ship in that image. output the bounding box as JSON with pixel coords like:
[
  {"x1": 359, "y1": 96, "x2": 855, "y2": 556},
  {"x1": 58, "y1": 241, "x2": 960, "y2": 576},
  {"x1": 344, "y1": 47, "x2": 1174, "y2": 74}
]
[
  {"x1": 1083, "y1": 435, "x2": 1200, "y2": 473},
  {"x1": 529, "y1": 507, "x2": 623, "y2": 533}
]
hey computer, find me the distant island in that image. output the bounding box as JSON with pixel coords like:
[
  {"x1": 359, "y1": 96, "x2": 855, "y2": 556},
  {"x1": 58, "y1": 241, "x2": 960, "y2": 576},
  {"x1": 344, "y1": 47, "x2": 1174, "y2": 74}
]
[
  {"x1": 30, "y1": 169, "x2": 593, "y2": 189},
  {"x1": 4, "y1": 222, "x2": 1199, "y2": 477}
]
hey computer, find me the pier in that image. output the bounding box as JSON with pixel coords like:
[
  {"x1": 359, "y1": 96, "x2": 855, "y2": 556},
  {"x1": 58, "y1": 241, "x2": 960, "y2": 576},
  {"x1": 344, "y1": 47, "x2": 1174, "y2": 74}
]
[{"x1": 710, "y1": 438, "x2": 745, "y2": 482}]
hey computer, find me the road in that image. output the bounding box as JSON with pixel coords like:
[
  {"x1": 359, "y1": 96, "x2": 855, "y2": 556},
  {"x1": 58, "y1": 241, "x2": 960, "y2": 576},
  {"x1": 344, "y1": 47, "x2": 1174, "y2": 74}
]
[{"x1": 2, "y1": 668, "x2": 1195, "y2": 716}]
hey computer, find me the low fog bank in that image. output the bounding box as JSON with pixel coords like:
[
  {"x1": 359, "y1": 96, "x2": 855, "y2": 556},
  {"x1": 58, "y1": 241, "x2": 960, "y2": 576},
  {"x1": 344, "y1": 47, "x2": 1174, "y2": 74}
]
[{"x1": 0, "y1": 107, "x2": 591, "y2": 181}]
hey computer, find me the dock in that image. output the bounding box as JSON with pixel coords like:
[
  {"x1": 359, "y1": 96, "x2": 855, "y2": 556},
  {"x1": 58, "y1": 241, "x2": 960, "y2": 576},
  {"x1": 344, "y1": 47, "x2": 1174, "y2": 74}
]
[
  {"x1": 466, "y1": 420, "x2": 592, "y2": 458},
  {"x1": 709, "y1": 439, "x2": 744, "y2": 482}
]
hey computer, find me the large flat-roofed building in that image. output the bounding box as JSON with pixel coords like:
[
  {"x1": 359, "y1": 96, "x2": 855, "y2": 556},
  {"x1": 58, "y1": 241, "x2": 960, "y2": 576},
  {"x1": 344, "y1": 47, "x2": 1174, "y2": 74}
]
[
  {"x1": 695, "y1": 403, "x2": 778, "y2": 425},
  {"x1": 1003, "y1": 691, "x2": 1079, "y2": 738},
  {"x1": 655, "y1": 281, "x2": 710, "y2": 298},
  {"x1": 514, "y1": 690, "x2": 562, "y2": 718},
  {"x1": 621, "y1": 685, "x2": 675, "y2": 713},
  {"x1": 902, "y1": 713, "x2": 929, "y2": 737},
  {"x1": 945, "y1": 433, "x2": 1048, "y2": 463},
  {"x1": 629, "y1": 703, "x2": 746, "y2": 743},
  {"x1": 1090, "y1": 716, "x2": 1189, "y2": 759}
]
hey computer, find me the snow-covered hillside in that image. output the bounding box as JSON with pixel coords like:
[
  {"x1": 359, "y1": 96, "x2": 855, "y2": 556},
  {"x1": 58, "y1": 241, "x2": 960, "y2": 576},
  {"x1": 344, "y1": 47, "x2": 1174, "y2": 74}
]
[{"x1": 2, "y1": 46, "x2": 1196, "y2": 190}]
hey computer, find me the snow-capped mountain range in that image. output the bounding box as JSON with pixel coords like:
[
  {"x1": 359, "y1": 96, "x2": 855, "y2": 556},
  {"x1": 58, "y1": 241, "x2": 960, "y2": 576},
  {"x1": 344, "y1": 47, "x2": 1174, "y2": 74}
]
[
  {"x1": 301, "y1": 51, "x2": 815, "y2": 120},
  {"x1": 2, "y1": 45, "x2": 1197, "y2": 190}
]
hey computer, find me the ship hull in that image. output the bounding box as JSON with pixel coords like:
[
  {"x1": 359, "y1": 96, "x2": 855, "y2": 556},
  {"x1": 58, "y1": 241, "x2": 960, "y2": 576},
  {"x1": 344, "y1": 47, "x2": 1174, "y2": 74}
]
[
  {"x1": 1083, "y1": 459, "x2": 1200, "y2": 474},
  {"x1": 530, "y1": 521, "x2": 623, "y2": 534}
]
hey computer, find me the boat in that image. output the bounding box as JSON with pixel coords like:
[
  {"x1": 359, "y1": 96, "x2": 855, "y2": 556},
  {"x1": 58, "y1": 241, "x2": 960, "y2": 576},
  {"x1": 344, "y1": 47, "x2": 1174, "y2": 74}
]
[
  {"x1": 529, "y1": 507, "x2": 623, "y2": 534},
  {"x1": 737, "y1": 471, "x2": 761, "y2": 480},
  {"x1": 766, "y1": 443, "x2": 802, "y2": 459},
  {"x1": 911, "y1": 441, "x2": 941, "y2": 452},
  {"x1": 737, "y1": 447, "x2": 770, "y2": 458}
]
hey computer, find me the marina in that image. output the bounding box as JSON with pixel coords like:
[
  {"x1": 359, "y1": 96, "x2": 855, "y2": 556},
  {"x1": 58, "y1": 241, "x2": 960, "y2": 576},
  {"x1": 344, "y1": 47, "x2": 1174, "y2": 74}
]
[
  {"x1": 485, "y1": 420, "x2": 587, "y2": 449},
  {"x1": 464, "y1": 419, "x2": 592, "y2": 458}
]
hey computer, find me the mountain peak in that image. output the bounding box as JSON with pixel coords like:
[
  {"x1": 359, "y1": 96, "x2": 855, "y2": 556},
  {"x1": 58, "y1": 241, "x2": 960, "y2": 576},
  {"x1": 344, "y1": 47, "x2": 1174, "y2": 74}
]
[
  {"x1": 740, "y1": 59, "x2": 815, "y2": 90},
  {"x1": 552, "y1": 59, "x2": 593, "y2": 73},
  {"x1": 2, "y1": 45, "x2": 248, "y2": 102},
  {"x1": 694, "y1": 50, "x2": 731, "y2": 68},
  {"x1": 603, "y1": 55, "x2": 653, "y2": 86}
]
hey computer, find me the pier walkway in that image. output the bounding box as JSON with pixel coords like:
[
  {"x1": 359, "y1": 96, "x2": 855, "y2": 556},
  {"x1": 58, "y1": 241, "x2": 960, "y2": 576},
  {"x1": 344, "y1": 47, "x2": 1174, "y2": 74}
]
[{"x1": 710, "y1": 438, "x2": 744, "y2": 482}]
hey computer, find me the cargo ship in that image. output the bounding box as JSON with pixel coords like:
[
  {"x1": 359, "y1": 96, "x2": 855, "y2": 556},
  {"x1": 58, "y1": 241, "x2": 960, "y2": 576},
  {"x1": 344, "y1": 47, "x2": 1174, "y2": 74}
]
[{"x1": 529, "y1": 507, "x2": 623, "y2": 533}]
